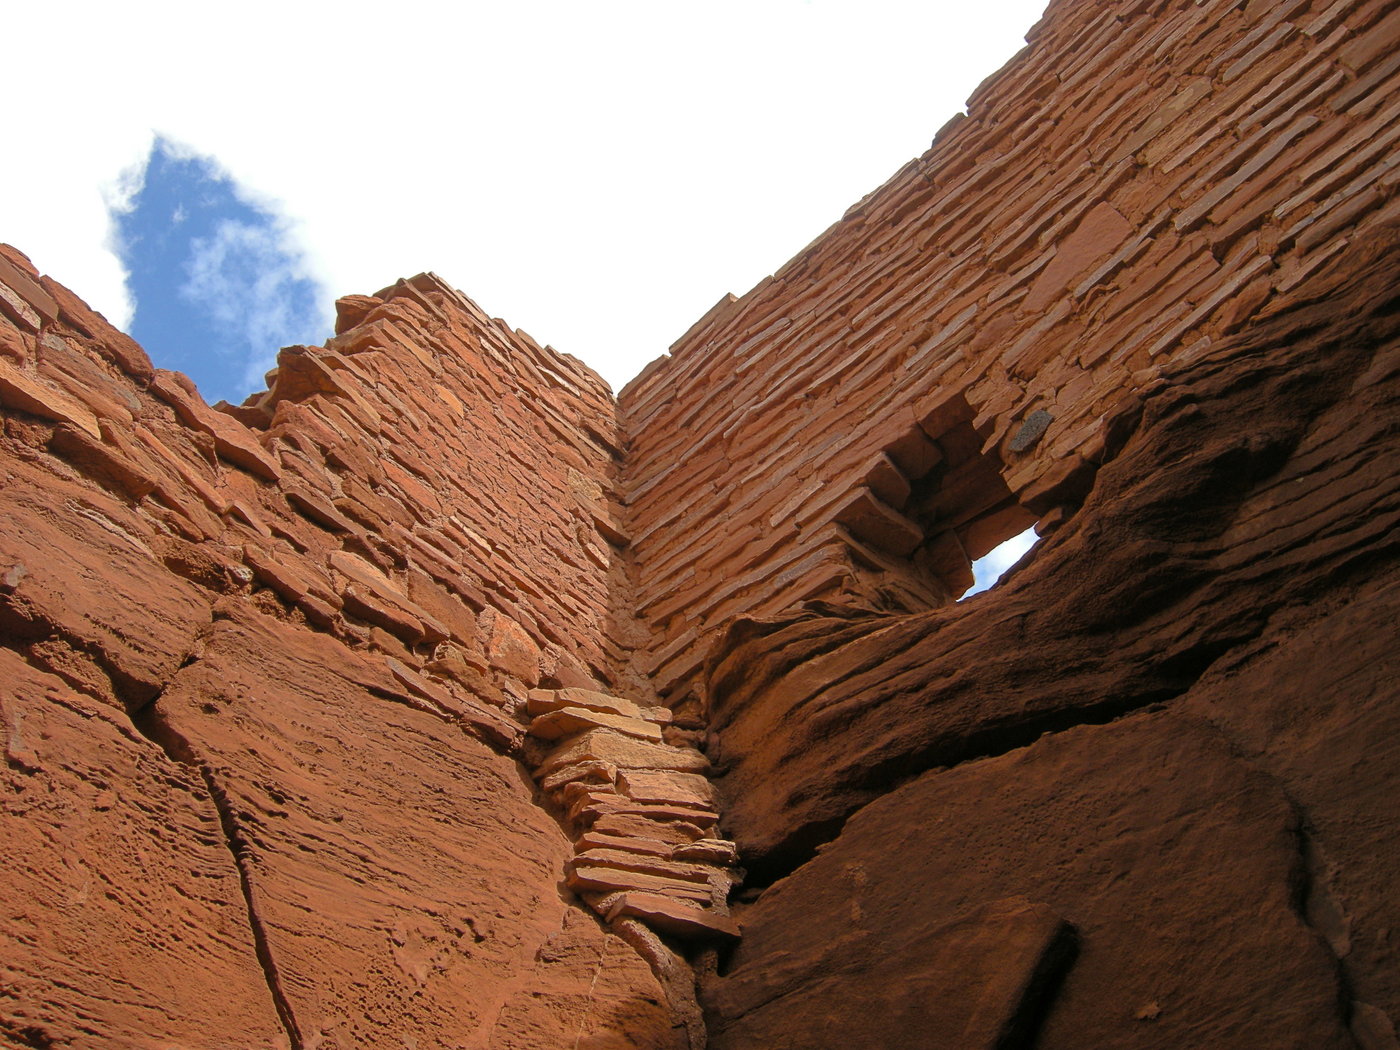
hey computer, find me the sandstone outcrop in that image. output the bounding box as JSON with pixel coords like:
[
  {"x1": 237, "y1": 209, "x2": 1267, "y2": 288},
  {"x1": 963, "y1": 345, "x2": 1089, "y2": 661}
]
[
  {"x1": 4, "y1": 0, "x2": 1400, "y2": 1045},
  {"x1": 0, "y1": 251, "x2": 693, "y2": 1048},
  {"x1": 702, "y1": 231, "x2": 1400, "y2": 1047}
]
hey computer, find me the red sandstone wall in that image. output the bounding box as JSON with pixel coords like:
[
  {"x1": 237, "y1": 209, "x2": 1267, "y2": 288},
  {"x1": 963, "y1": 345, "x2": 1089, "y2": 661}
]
[
  {"x1": 0, "y1": 250, "x2": 684, "y2": 1047},
  {"x1": 4, "y1": 0, "x2": 1400, "y2": 1045},
  {"x1": 620, "y1": 0, "x2": 1400, "y2": 709},
  {"x1": 700, "y1": 219, "x2": 1400, "y2": 1049},
  {"x1": 254, "y1": 272, "x2": 631, "y2": 690}
]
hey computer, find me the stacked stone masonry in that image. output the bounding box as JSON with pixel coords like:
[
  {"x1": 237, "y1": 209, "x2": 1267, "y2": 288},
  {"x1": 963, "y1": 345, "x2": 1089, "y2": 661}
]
[
  {"x1": 621, "y1": 0, "x2": 1400, "y2": 708},
  {"x1": 0, "y1": 254, "x2": 695, "y2": 1048},
  {"x1": 3, "y1": 0, "x2": 1399, "y2": 1046},
  {"x1": 523, "y1": 686, "x2": 741, "y2": 943}
]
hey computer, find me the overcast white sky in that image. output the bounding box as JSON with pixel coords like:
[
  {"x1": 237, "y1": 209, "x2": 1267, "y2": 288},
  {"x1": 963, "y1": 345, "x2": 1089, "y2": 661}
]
[{"x1": 4, "y1": 0, "x2": 1047, "y2": 393}]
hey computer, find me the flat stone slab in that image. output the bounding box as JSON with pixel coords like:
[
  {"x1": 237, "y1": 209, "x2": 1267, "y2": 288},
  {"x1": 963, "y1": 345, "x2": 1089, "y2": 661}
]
[
  {"x1": 535, "y1": 728, "x2": 711, "y2": 778},
  {"x1": 604, "y1": 892, "x2": 741, "y2": 943},
  {"x1": 528, "y1": 686, "x2": 647, "y2": 720},
  {"x1": 529, "y1": 706, "x2": 663, "y2": 743},
  {"x1": 619, "y1": 768, "x2": 717, "y2": 808},
  {"x1": 567, "y1": 863, "x2": 712, "y2": 902}
]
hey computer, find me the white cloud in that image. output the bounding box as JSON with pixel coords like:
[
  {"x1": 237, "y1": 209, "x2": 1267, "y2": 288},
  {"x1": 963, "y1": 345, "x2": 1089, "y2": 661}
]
[
  {"x1": 1, "y1": 0, "x2": 1047, "y2": 391},
  {"x1": 180, "y1": 218, "x2": 327, "y2": 396}
]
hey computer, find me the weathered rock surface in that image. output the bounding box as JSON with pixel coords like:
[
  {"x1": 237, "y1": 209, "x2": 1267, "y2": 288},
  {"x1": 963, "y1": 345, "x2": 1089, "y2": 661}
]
[
  {"x1": 708, "y1": 713, "x2": 1355, "y2": 1049},
  {"x1": 140, "y1": 607, "x2": 684, "y2": 1049},
  {"x1": 1, "y1": 649, "x2": 284, "y2": 1048},
  {"x1": 4, "y1": 0, "x2": 1400, "y2": 1044},
  {"x1": 0, "y1": 246, "x2": 690, "y2": 1046},
  {"x1": 704, "y1": 225, "x2": 1400, "y2": 881},
  {"x1": 699, "y1": 200, "x2": 1400, "y2": 1047}
]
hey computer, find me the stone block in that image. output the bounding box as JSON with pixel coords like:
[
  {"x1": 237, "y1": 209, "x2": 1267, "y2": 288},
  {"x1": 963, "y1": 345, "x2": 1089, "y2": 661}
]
[
  {"x1": 529, "y1": 706, "x2": 663, "y2": 743},
  {"x1": 618, "y1": 769, "x2": 718, "y2": 809},
  {"x1": 535, "y1": 729, "x2": 711, "y2": 779},
  {"x1": 528, "y1": 686, "x2": 647, "y2": 720},
  {"x1": 0, "y1": 358, "x2": 101, "y2": 437},
  {"x1": 604, "y1": 893, "x2": 741, "y2": 942}
]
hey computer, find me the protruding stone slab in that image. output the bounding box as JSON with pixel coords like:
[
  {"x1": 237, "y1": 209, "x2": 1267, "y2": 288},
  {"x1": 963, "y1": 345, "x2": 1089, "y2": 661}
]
[
  {"x1": 567, "y1": 863, "x2": 713, "y2": 902},
  {"x1": 672, "y1": 839, "x2": 739, "y2": 866},
  {"x1": 49, "y1": 423, "x2": 157, "y2": 498},
  {"x1": 528, "y1": 686, "x2": 647, "y2": 720},
  {"x1": 384, "y1": 656, "x2": 523, "y2": 754},
  {"x1": 832, "y1": 487, "x2": 924, "y2": 556},
  {"x1": 0, "y1": 254, "x2": 60, "y2": 328},
  {"x1": 535, "y1": 728, "x2": 711, "y2": 779},
  {"x1": 592, "y1": 813, "x2": 707, "y2": 845},
  {"x1": 575, "y1": 831, "x2": 676, "y2": 858},
  {"x1": 0, "y1": 358, "x2": 101, "y2": 438},
  {"x1": 334, "y1": 294, "x2": 382, "y2": 334},
  {"x1": 0, "y1": 282, "x2": 41, "y2": 331},
  {"x1": 529, "y1": 706, "x2": 664, "y2": 743},
  {"x1": 149, "y1": 370, "x2": 281, "y2": 480},
  {"x1": 242, "y1": 543, "x2": 340, "y2": 626},
  {"x1": 330, "y1": 550, "x2": 452, "y2": 645},
  {"x1": 573, "y1": 848, "x2": 715, "y2": 886},
  {"x1": 604, "y1": 892, "x2": 742, "y2": 943},
  {"x1": 540, "y1": 759, "x2": 618, "y2": 794},
  {"x1": 619, "y1": 769, "x2": 718, "y2": 808},
  {"x1": 570, "y1": 793, "x2": 719, "y2": 829}
]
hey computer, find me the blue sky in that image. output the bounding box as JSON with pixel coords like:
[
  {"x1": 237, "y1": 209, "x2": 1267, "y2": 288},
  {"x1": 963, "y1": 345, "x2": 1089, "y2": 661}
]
[
  {"x1": 111, "y1": 139, "x2": 329, "y2": 404},
  {"x1": 967, "y1": 527, "x2": 1038, "y2": 597},
  {"x1": 2, "y1": 3, "x2": 1049, "y2": 583}
]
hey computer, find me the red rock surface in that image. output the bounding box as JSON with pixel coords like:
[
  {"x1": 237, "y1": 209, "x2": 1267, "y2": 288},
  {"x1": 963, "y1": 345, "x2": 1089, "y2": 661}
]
[
  {"x1": 0, "y1": 250, "x2": 688, "y2": 1047},
  {"x1": 4, "y1": 0, "x2": 1400, "y2": 1046},
  {"x1": 700, "y1": 221, "x2": 1400, "y2": 1046},
  {"x1": 619, "y1": 0, "x2": 1400, "y2": 710}
]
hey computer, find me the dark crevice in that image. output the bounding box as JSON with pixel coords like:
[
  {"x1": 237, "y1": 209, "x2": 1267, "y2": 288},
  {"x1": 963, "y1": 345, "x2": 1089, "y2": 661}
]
[
  {"x1": 1192, "y1": 710, "x2": 1387, "y2": 1050},
  {"x1": 1285, "y1": 798, "x2": 1373, "y2": 1049},
  {"x1": 129, "y1": 695, "x2": 304, "y2": 1050},
  {"x1": 1281, "y1": 789, "x2": 1397, "y2": 1050},
  {"x1": 0, "y1": 590, "x2": 213, "y2": 713},
  {"x1": 995, "y1": 920, "x2": 1080, "y2": 1050},
  {"x1": 0, "y1": 1019, "x2": 57, "y2": 1048}
]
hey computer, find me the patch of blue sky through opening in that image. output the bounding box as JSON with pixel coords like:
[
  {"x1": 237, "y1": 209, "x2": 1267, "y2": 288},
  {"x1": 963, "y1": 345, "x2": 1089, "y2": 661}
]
[
  {"x1": 963, "y1": 526, "x2": 1038, "y2": 598},
  {"x1": 111, "y1": 137, "x2": 329, "y2": 404}
]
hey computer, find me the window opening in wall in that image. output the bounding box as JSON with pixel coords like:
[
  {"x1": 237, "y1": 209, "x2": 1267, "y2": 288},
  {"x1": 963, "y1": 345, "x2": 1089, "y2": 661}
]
[
  {"x1": 829, "y1": 391, "x2": 1046, "y2": 611},
  {"x1": 961, "y1": 525, "x2": 1039, "y2": 599}
]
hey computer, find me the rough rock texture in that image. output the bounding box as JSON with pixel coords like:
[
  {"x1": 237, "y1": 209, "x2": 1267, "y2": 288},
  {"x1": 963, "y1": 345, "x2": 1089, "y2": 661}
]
[
  {"x1": 705, "y1": 230, "x2": 1400, "y2": 877},
  {"x1": 1, "y1": 648, "x2": 285, "y2": 1049},
  {"x1": 4, "y1": 0, "x2": 1400, "y2": 1045},
  {"x1": 0, "y1": 250, "x2": 687, "y2": 1047},
  {"x1": 620, "y1": 0, "x2": 1400, "y2": 712}
]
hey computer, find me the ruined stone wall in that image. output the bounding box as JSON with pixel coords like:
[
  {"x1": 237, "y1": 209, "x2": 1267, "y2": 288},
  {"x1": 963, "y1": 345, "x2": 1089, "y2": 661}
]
[
  {"x1": 0, "y1": 252, "x2": 696, "y2": 1048},
  {"x1": 699, "y1": 220, "x2": 1400, "y2": 1050},
  {"x1": 620, "y1": 0, "x2": 1400, "y2": 710},
  {"x1": 261, "y1": 272, "x2": 630, "y2": 688},
  {"x1": 4, "y1": 0, "x2": 1400, "y2": 1045}
]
